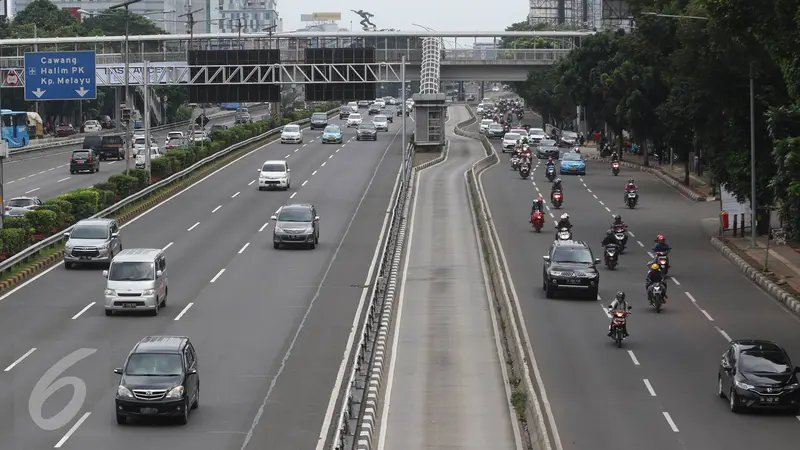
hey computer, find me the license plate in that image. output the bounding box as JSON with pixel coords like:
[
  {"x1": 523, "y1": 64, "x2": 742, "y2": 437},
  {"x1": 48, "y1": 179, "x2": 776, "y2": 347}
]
[
  {"x1": 140, "y1": 407, "x2": 158, "y2": 414},
  {"x1": 760, "y1": 397, "x2": 779, "y2": 403},
  {"x1": 571, "y1": 167, "x2": 577, "y2": 171},
  {"x1": 77, "y1": 160, "x2": 84, "y2": 163},
  {"x1": 122, "y1": 303, "x2": 137, "y2": 308},
  {"x1": 79, "y1": 256, "x2": 91, "y2": 260},
  {"x1": 567, "y1": 279, "x2": 581, "y2": 285}
]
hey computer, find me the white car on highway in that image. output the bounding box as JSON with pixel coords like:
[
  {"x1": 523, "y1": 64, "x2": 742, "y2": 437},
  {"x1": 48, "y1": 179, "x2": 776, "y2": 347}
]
[
  {"x1": 479, "y1": 119, "x2": 494, "y2": 134},
  {"x1": 258, "y1": 159, "x2": 291, "y2": 190},
  {"x1": 502, "y1": 133, "x2": 521, "y2": 152},
  {"x1": 372, "y1": 115, "x2": 389, "y2": 131},
  {"x1": 476, "y1": 104, "x2": 484, "y2": 115},
  {"x1": 165, "y1": 131, "x2": 184, "y2": 146},
  {"x1": 373, "y1": 99, "x2": 386, "y2": 108},
  {"x1": 83, "y1": 120, "x2": 102, "y2": 133},
  {"x1": 529, "y1": 128, "x2": 546, "y2": 143},
  {"x1": 135, "y1": 146, "x2": 162, "y2": 169},
  {"x1": 191, "y1": 130, "x2": 210, "y2": 144},
  {"x1": 347, "y1": 113, "x2": 363, "y2": 127},
  {"x1": 280, "y1": 124, "x2": 304, "y2": 144}
]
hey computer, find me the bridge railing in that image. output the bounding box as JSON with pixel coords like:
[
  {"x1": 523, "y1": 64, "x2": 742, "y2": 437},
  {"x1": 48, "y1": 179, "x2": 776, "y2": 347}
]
[{"x1": 0, "y1": 48, "x2": 570, "y2": 68}]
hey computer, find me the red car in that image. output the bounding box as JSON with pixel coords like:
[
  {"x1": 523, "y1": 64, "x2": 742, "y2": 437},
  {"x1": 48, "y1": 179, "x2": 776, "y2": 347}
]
[{"x1": 56, "y1": 124, "x2": 75, "y2": 137}]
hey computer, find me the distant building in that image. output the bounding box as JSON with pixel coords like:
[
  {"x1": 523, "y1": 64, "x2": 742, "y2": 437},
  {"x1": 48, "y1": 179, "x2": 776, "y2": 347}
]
[
  {"x1": 12, "y1": 0, "x2": 185, "y2": 34},
  {"x1": 213, "y1": 0, "x2": 281, "y2": 34}
]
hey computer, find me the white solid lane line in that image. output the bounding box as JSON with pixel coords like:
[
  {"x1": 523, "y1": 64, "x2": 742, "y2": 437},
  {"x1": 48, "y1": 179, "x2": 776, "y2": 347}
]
[
  {"x1": 643, "y1": 379, "x2": 657, "y2": 397},
  {"x1": 627, "y1": 350, "x2": 640, "y2": 366},
  {"x1": 174, "y1": 302, "x2": 194, "y2": 321},
  {"x1": 187, "y1": 222, "x2": 200, "y2": 231},
  {"x1": 210, "y1": 268, "x2": 225, "y2": 283},
  {"x1": 3, "y1": 348, "x2": 37, "y2": 372},
  {"x1": 162, "y1": 242, "x2": 174, "y2": 251},
  {"x1": 54, "y1": 412, "x2": 91, "y2": 448},
  {"x1": 238, "y1": 242, "x2": 250, "y2": 254},
  {"x1": 71, "y1": 302, "x2": 96, "y2": 320},
  {"x1": 662, "y1": 412, "x2": 679, "y2": 432}
]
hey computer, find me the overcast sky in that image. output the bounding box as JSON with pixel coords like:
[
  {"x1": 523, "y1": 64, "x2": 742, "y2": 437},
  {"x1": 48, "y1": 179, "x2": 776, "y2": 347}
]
[{"x1": 280, "y1": 1, "x2": 528, "y2": 32}]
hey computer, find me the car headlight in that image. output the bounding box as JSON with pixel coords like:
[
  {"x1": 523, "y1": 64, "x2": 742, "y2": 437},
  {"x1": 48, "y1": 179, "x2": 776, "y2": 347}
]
[
  {"x1": 586, "y1": 273, "x2": 598, "y2": 278},
  {"x1": 117, "y1": 385, "x2": 133, "y2": 398},
  {"x1": 549, "y1": 271, "x2": 564, "y2": 277},
  {"x1": 785, "y1": 382, "x2": 799, "y2": 391},
  {"x1": 734, "y1": 380, "x2": 754, "y2": 390},
  {"x1": 105, "y1": 289, "x2": 116, "y2": 296},
  {"x1": 99, "y1": 243, "x2": 108, "y2": 250},
  {"x1": 142, "y1": 289, "x2": 155, "y2": 296},
  {"x1": 166, "y1": 386, "x2": 184, "y2": 399},
  {"x1": 275, "y1": 226, "x2": 284, "y2": 233}
]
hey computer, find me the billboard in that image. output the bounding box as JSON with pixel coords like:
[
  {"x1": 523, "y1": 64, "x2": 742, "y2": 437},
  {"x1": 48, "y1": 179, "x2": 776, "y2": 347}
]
[
  {"x1": 301, "y1": 12, "x2": 342, "y2": 22},
  {"x1": 1, "y1": 0, "x2": 7, "y2": 18}
]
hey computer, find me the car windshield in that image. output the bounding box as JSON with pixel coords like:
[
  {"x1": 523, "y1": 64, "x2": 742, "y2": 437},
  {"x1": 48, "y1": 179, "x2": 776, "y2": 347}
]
[
  {"x1": 278, "y1": 208, "x2": 313, "y2": 222},
  {"x1": 516, "y1": 130, "x2": 529, "y2": 137},
  {"x1": 374, "y1": 116, "x2": 387, "y2": 122},
  {"x1": 70, "y1": 224, "x2": 109, "y2": 239},
  {"x1": 72, "y1": 151, "x2": 90, "y2": 159},
  {"x1": 137, "y1": 148, "x2": 157, "y2": 156},
  {"x1": 312, "y1": 113, "x2": 327, "y2": 120},
  {"x1": 563, "y1": 131, "x2": 578, "y2": 138},
  {"x1": 489, "y1": 125, "x2": 503, "y2": 130},
  {"x1": 540, "y1": 140, "x2": 556, "y2": 146},
  {"x1": 553, "y1": 248, "x2": 594, "y2": 264},
  {"x1": 192, "y1": 131, "x2": 205, "y2": 137},
  {"x1": 324, "y1": 126, "x2": 340, "y2": 133},
  {"x1": 283, "y1": 125, "x2": 300, "y2": 133},
  {"x1": 504, "y1": 133, "x2": 520, "y2": 140},
  {"x1": 125, "y1": 353, "x2": 182, "y2": 376},
  {"x1": 530, "y1": 128, "x2": 545, "y2": 135},
  {"x1": 381, "y1": 110, "x2": 391, "y2": 115},
  {"x1": 359, "y1": 123, "x2": 376, "y2": 129},
  {"x1": 108, "y1": 261, "x2": 155, "y2": 281},
  {"x1": 7, "y1": 198, "x2": 34, "y2": 207},
  {"x1": 740, "y1": 350, "x2": 791, "y2": 374},
  {"x1": 350, "y1": 114, "x2": 362, "y2": 119},
  {"x1": 168, "y1": 132, "x2": 182, "y2": 138},
  {"x1": 563, "y1": 153, "x2": 582, "y2": 161},
  {"x1": 261, "y1": 164, "x2": 285, "y2": 172},
  {"x1": 134, "y1": 138, "x2": 147, "y2": 146},
  {"x1": 85, "y1": 120, "x2": 98, "y2": 126}
]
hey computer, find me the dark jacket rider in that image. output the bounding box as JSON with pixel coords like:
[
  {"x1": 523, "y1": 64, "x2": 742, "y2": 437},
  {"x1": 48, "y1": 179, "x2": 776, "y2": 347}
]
[
  {"x1": 555, "y1": 213, "x2": 572, "y2": 231},
  {"x1": 601, "y1": 229, "x2": 617, "y2": 247},
  {"x1": 551, "y1": 178, "x2": 563, "y2": 193},
  {"x1": 607, "y1": 291, "x2": 630, "y2": 337},
  {"x1": 646, "y1": 263, "x2": 667, "y2": 300},
  {"x1": 653, "y1": 234, "x2": 671, "y2": 254},
  {"x1": 531, "y1": 196, "x2": 544, "y2": 216},
  {"x1": 611, "y1": 151, "x2": 619, "y2": 162}
]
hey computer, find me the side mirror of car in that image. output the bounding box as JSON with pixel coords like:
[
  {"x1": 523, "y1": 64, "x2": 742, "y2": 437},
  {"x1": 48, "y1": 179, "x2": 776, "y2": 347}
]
[
  {"x1": 63, "y1": 232, "x2": 71, "y2": 238},
  {"x1": 542, "y1": 255, "x2": 550, "y2": 262},
  {"x1": 102, "y1": 270, "x2": 109, "y2": 278},
  {"x1": 315, "y1": 216, "x2": 320, "y2": 221},
  {"x1": 114, "y1": 368, "x2": 123, "y2": 374},
  {"x1": 270, "y1": 215, "x2": 277, "y2": 221}
]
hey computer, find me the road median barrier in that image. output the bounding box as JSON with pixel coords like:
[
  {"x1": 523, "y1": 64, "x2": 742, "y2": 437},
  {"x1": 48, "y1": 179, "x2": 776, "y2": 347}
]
[
  {"x1": 457, "y1": 110, "x2": 556, "y2": 450},
  {"x1": 0, "y1": 104, "x2": 340, "y2": 292}
]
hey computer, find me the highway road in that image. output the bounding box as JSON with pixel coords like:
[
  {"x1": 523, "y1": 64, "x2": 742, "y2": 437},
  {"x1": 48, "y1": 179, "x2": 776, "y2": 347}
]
[
  {"x1": 1, "y1": 106, "x2": 267, "y2": 203},
  {"x1": 378, "y1": 106, "x2": 517, "y2": 449},
  {"x1": 0, "y1": 112, "x2": 409, "y2": 449},
  {"x1": 479, "y1": 131, "x2": 800, "y2": 449}
]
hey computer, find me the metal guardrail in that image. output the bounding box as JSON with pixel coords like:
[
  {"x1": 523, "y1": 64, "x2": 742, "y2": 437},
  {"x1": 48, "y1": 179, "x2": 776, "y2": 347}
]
[
  {"x1": 12, "y1": 106, "x2": 259, "y2": 155},
  {"x1": 0, "y1": 107, "x2": 339, "y2": 275}
]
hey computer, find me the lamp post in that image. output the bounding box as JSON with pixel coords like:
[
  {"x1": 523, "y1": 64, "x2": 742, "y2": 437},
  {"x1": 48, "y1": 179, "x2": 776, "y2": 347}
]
[{"x1": 643, "y1": 11, "x2": 758, "y2": 247}]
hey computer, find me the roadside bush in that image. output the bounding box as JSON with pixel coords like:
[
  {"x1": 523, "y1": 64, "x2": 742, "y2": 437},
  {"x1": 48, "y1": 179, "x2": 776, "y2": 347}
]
[
  {"x1": 58, "y1": 189, "x2": 99, "y2": 221},
  {"x1": 108, "y1": 173, "x2": 139, "y2": 197},
  {"x1": 151, "y1": 158, "x2": 173, "y2": 179},
  {"x1": 168, "y1": 149, "x2": 189, "y2": 171},
  {"x1": 93, "y1": 188, "x2": 116, "y2": 209},
  {"x1": 24, "y1": 209, "x2": 58, "y2": 235},
  {"x1": 41, "y1": 198, "x2": 74, "y2": 226},
  {"x1": 128, "y1": 169, "x2": 150, "y2": 190},
  {"x1": 2, "y1": 217, "x2": 30, "y2": 231},
  {"x1": 0, "y1": 228, "x2": 29, "y2": 255}
]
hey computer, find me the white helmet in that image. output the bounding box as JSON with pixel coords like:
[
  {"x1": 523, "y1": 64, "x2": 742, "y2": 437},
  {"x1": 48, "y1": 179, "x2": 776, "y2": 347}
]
[{"x1": 561, "y1": 213, "x2": 569, "y2": 220}]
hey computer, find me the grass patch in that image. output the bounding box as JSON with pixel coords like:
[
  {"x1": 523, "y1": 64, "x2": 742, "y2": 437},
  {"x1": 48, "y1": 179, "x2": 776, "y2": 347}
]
[
  {"x1": 511, "y1": 391, "x2": 528, "y2": 422},
  {"x1": 722, "y1": 238, "x2": 800, "y2": 299},
  {"x1": 0, "y1": 245, "x2": 62, "y2": 283}
]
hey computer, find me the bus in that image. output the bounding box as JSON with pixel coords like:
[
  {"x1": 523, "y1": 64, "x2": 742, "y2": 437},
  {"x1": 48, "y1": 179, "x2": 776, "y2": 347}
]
[
  {"x1": 222, "y1": 103, "x2": 241, "y2": 110},
  {"x1": 1, "y1": 110, "x2": 31, "y2": 148}
]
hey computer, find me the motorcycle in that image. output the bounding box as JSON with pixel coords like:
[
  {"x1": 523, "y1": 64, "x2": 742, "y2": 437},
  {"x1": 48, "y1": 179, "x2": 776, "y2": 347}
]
[
  {"x1": 520, "y1": 165, "x2": 530, "y2": 179},
  {"x1": 655, "y1": 251, "x2": 670, "y2": 275},
  {"x1": 546, "y1": 166, "x2": 556, "y2": 181},
  {"x1": 648, "y1": 282, "x2": 666, "y2": 313},
  {"x1": 614, "y1": 226, "x2": 627, "y2": 253},
  {"x1": 626, "y1": 190, "x2": 638, "y2": 209},
  {"x1": 556, "y1": 227, "x2": 572, "y2": 240},
  {"x1": 608, "y1": 307, "x2": 632, "y2": 347},
  {"x1": 604, "y1": 244, "x2": 618, "y2": 270},
  {"x1": 511, "y1": 156, "x2": 521, "y2": 171},
  {"x1": 612, "y1": 161, "x2": 620, "y2": 176},
  {"x1": 531, "y1": 211, "x2": 544, "y2": 232},
  {"x1": 551, "y1": 191, "x2": 563, "y2": 208}
]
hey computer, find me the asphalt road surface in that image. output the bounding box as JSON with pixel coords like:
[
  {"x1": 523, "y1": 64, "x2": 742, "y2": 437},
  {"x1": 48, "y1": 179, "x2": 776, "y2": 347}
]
[
  {"x1": 480, "y1": 135, "x2": 800, "y2": 449},
  {"x1": 378, "y1": 106, "x2": 517, "y2": 450},
  {"x1": 2, "y1": 106, "x2": 268, "y2": 202},
  {"x1": 0, "y1": 113, "x2": 409, "y2": 449}
]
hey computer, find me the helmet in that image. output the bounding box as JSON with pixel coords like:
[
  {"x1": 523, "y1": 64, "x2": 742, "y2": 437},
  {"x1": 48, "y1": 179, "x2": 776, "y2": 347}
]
[
  {"x1": 656, "y1": 234, "x2": 665, "y2": 243},
  {"x1": 651, "y1": 263, "x2": 661, "y2": 270},
  {"x1": 555, "y1": 178, "x2": 562, "y2": 184},
  {"x1": 606, "y1": 229, "x2": 614, "y2": 236},
  {"x1": 548, "y1": 156, "x2": 553, "y2": 162},
  {"x1": 536, "y1": 196, "x2": 544, "y2": 202},
  {"x1": 615, "y1": 291, "x2": 626, "y2": 301},
  {"x1": 628, "y1": 178, "x2": 634, "y2": 183},
  {"x1": 561, "y1": 213, "x2": 569, "y2": 220},
  {"x1": 614, "y1": 215, "x2": 622, "y2": 222}
]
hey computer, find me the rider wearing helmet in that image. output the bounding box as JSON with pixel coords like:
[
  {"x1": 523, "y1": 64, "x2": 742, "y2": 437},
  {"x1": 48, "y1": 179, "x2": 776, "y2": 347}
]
[
  {"x1": 611, "y1": 150, "x2": 619, "y2": 162},
  {"x1": 624, "y1": 178, "x2": 638, "y2": 203},
  {"x1": 607, "y1": 291, "x2": 630, "y2": 337},
  {"x1": 611, "y1": 214, "x2": 629, "y2": 246},
  {"x1": 646, "y1": 263, "x2": 667, "y2": 301},
  {"x1": 546, "y1": 156, "x2": 555, "y2": 170},
  {"x1": 601, "y1": 229, "x2": 617, "y2": 247},
  {"x1": 555, "y1": 213, "x2": 572, "y2": 238},
  {"x1": 551, "y1": 177, "x2": 563, "y2": 193},
  {"x1": 531, "y1": 196, "x2": 545, "y2": 215},
  {"x1": 653, "y1": 234, "x2": 671, "y2": 254}
]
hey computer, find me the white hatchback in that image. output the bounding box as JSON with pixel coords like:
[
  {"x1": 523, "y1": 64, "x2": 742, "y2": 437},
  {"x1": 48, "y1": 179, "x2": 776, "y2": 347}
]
[
  {"x1": 83, "y1": 120, "x2": 102, "y2": 133},
  {"x1": 347, "y1": 113, "x2": 363, "y2": 127},
  {"x1": 280, "y1": 124, "x2": 303, "y2": 144},
  {"x1": 502, "y1": 133, "x2": 521, "y2": 152}
]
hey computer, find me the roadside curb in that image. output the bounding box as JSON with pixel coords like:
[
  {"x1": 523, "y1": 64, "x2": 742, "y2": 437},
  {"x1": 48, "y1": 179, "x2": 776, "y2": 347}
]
[
  {"x1": 415, "y1": 139, "x2": 451, "y2": 171},
  {"x1": 588, "y1": 154, "x2": 712, "y2": 201},
  {"x1": 709, "y1": 237, "x2": 800, "y2": 316},
  {"x1": 0, "y1": 250, "x2": 63, "y2": 292}
]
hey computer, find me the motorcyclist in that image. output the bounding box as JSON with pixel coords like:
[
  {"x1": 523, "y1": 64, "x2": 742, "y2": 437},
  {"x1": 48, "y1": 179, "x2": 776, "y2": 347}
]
[
  {"x1": 555, "y1": 213, "x2": 572, "y2": 238},
  {"x1": 611, "y1": 214, "x2": 627, "y2": 231},
  {"x1": 645, "y1": 263, "x2": 667, "y2": 301},
  {"x1": 607, "y1": 291, "x2": 630, "y2": 337},
  {"x1": 624, "y1": 178, "x2": 638, "y2": 203},
  {"x1": 653, "y1": 234, "x2": 671, "y2": 254},
  {"x1": 546, "y1": 157, "x2": 555, "y2": 170},
  {"x1": 601, "y1": 229, "x2": 617, "y2": 247},
  {"x1": 611, "y1": 151, "x2": 619, "y2": 162},
  {"x1": 531, "y1": 196, "x2": 545, "y2": 216},
  {"x1": 551, "y1": 178, "x2": 563, "y2": 194}
]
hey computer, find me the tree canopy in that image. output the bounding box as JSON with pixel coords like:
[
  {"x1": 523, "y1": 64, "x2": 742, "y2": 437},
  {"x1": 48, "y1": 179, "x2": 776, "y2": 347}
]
[{"x1": 512, "y1": 0, "x2": 800, "y2": 238}]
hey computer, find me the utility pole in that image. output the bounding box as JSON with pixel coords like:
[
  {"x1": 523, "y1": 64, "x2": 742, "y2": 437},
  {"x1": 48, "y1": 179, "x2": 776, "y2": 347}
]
[
  {"x1": 237, "y1": 19, "x2": 244, "y2": 49},
  {"x1": 0, "y1": 70, "x2": 5, "y2": 230},
  {"x1": 110, "y1": 0, "x2": 143, "y2": 174},
  {"x1": 144, "y1": 61, "x2": 152, "y2": 177},
  {"x1": 263, "y1": 25, "x2": 279, "y2": 122},
  {"x1": 179, "y1": 7, "x2": 203, "y2": 50}
]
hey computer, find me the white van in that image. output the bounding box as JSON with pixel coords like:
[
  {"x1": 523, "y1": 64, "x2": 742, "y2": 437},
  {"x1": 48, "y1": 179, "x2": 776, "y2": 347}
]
[
  {"x1": 103, "y1": 249, "x2": 168, "y2": 316},
  {"x1": 347, "y1": 102, "x2": 358, "y2": 113},
  {"x1": 258, "y1": 159, "x2": 291, "y2": 191}
]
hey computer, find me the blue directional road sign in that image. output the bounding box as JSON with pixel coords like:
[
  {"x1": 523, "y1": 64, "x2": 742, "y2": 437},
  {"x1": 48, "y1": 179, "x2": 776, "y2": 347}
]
[{"x1": 24, "y1": 51, "x2": 97, "y2": 101}]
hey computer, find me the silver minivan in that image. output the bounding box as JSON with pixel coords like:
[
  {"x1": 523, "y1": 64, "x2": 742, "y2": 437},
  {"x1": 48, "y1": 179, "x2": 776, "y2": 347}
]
[
  {"x1": 64, "y1": 218, "x2": 122, "y2": 268},
  {"x1": 103, "y1": 249, "x2": 168, "y2": 316}
]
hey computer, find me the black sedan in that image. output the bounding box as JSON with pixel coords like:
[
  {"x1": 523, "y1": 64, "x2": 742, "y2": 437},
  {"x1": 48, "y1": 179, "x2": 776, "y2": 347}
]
[
  {"x1": 718, "y1": 340, "x2": 800, "y2": 414},
  {"x1": 536, "y1": 139, "x2": 560, "y2": 159},
  {"x1": 542, "y1": 240, "x2": 600, "y2": 299},
  {"x1": 368, "y1": 104, "x2": 381, "y2": 115},
  {"x1": 356, "y1": 123, "x2": 378, "y2": 141}
]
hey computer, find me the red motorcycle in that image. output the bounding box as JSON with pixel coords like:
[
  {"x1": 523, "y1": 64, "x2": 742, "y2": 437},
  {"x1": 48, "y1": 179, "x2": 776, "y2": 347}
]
[
  {"x1": 531, "y1": 211, "x2": 544, "y2": 232},
  {"x1": 609, "y1": 307, "x2": 632, "y2": 348},
  {"x1": 656, "y1": 251, "x2": 670, "y2": 276},
  {"x1": 551, "y1": 191, "x2": 563, "y2": 209},
  {"x1": 612, "y1": 161, "x2": 620, "y2": 176}
]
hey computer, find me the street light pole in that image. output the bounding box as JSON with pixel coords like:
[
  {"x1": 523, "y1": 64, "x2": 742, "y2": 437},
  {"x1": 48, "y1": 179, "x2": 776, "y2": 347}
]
[
  {"x1": 110, "y1": 0, "x2": 142, "y2": 174},
  {"x1": 401, "y1": 55, "x2": 407, "y2": 175},
  {"x1": 749, "y1": 62, "x2": 757, "y2": 247}
]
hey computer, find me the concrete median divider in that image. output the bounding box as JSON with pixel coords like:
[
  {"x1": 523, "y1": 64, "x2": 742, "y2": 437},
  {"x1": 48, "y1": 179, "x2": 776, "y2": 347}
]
[
  {"x1": 457, "y1": 108, "x2": 556, "y2": 450},
  {"x1": 0, "y1": 106, "x2": 340, "y2": 293}
]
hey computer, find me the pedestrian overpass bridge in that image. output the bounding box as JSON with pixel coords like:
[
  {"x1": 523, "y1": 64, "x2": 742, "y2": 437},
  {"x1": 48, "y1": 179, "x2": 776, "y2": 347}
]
[{"x1": 0, "y1": 31, "x2": 590, "y2": 86}]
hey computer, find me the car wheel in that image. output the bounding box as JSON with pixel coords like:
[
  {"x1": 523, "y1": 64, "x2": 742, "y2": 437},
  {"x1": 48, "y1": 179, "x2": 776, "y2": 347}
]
[
  {"x1": 273, "y1": 243, "x2": 279, "y2": 249},
  {"x1": 545, "y1": 284, "x2": 555, "y2": 298},
  {"x1": 116, "y1": 414, "x2": 127, "y2": 425},
  {"x1": 64, "y1": 262, "x2": 73, "y2": 270},
  {"x1": 309, "y1": 243, "x2": 316, "y2": 249},
  {"x1": 70, "y1": 170, "x2": 75, "y2": 174},
  {"x1": 192, "y1": 384, "x2": 199, "y2": 409},
  {"x1": 151, "y1": 302, "x2": 159, "y2": 317},
  {"x1": 729, "y1": 389, "x2": 742, "y2": 413},
  {"x1": 587, "y1": 288, "x2": 599, "y2": 300},
  {"x1": 177, "y1": 400, "x2": 189, "y2": 425},
  {"x1": 717, "y1": 376, "x2": 725, "y2": 398},
  {"x1": 105, "y1": 310, "x2": 113, "y2": 316},
  {"x1": 160, "y1": 288, "x2": 167, "y2": 307}
]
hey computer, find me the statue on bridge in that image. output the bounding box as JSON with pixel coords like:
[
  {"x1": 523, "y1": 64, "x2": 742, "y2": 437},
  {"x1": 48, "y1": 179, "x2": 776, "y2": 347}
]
[{"x1": 351, "y1": 10, "x2": 377, "y2": 31}]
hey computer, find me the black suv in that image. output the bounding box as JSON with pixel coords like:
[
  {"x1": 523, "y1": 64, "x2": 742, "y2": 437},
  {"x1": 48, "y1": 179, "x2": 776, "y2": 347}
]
[
  {"x1": 542, "y1": 240, "x2": 600, "y2": 299},
  {"x1": 310, "y1": 112, "x2": 329, "y2": 129},
  {"x1": 70, "y1": 149, "x2": 100, "y2": 173},
  {"x1": 339, "y1": 106, "x2": 351, "y2": 120},
  {"x1": 271, "y1": 203, "x2": 320, "y2": 249},
  {"x1": 114, "y1": 336, "x2": 200, "y2": 425},
  {"x1": 368, "y1": 104, "x2": 381, "y2": 115},
  {"x1": 356, "y1": 123, "x2": 378, "y2": 141}
]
